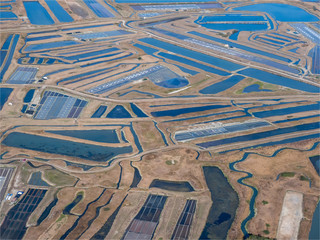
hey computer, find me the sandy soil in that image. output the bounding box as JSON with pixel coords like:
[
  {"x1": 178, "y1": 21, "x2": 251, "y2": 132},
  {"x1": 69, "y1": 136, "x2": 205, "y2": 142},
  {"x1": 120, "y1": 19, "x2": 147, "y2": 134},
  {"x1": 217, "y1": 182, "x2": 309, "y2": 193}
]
[
  {"x1": 133, "y1": 121, "x2": 167, "y2": 150},
  {"x1": 237, "y1": 144, "x2": 320, "y2": 238},
  {"x1": 1, "y1": 1, "x2": 319, "y2": 239},
  {"x1": 133, "y1": 148, "x2": 207, "y2": 190},
  {"x1": 277, "y1": 191, "x2": 303, "y2": 240}
]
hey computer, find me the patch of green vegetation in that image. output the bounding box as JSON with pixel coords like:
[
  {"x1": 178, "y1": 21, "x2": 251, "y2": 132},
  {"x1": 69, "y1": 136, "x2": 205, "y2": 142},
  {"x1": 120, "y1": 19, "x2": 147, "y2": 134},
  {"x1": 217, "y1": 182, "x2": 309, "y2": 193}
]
[
  {"x1": 296, "y1": 165, "x2": 306, "y2": 169},
  {"x1": 56, "y1": 214, "x2": 66, "y2": 223},
  {"x1": 43, "y1": 169, "x2": 77, "y2": 186},
  {"x1": 217, "y1": 32, "x2": 230, "y2": 38},
  {"x1": 263, "y1": 230, "x2": 270, "y2": 235},
  {"x1": 247, "y1": 234, "x2": 275, "y2": 240},
  {"x1": 262, "y1": 223, "x2": 270, "y2": 235},
  {"x1": 299, "y1": 175, "x2": 309, "y2": 181},
  {"x1": 235, "y1": 89, "x2": 244, "y2": 94},
  {"x1": 232, "y1": 30, "x2": 239, "y2": 34},
  {"x1": 137, "y1": 57, "x2": 142, "y2": 60},
  {"x1": 76, "y1": 191, "x2": 84, "y2": 197},
  {"x1": 103, "y1": 207, "x2": 110, "y2": 211},
  {"x1": 280, "y1": 172, "x2": 295, "y2": 177},
  {"x1": 236, "y1": 80, "x2": 276, "y2": 94},
  {"x1": 190, "y1": 77, "x2": 209, "y2": 88},
  {"x1": 262, "y1": 200, "x2": 269, "y2": 205},
  {"x1": 20, "y1": 165, "x2": 32, "y2": 184},
  {"x1": 165, "y1": 160, "x2": 173, "y2": 165}
]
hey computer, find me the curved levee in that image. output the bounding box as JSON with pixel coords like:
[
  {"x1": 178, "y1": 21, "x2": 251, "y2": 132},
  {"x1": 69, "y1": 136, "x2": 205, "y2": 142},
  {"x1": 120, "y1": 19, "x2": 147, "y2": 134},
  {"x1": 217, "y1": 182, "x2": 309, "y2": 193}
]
[{"x1": 229, "y1": 141, "x2": 320, "y2": 238}]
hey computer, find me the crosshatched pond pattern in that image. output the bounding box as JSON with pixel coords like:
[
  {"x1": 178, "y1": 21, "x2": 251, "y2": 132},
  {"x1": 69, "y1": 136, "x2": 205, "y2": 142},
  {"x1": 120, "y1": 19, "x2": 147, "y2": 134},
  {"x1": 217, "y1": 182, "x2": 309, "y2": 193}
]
[
  {"x1": 1, "y1": 1, "x2": 320, "y2": 240},
  {"x1": 171, "y1": 199, "x2": 197, "y2": 240},
  {"x1": 6, "y1": 67, "x2": 38, "y2": 84},
  {"x1": 0, "y1": 189, "x2": 47, "y2": 240},
  {"x1": 0, "y1": 168, "x2": 14, "y2": 205},
  {"x1": 34, "y1": 91, "x2": 87, "y2": 120},
  {"x1": 123, "y1": 194, "x2": 167, "y2": 240}
]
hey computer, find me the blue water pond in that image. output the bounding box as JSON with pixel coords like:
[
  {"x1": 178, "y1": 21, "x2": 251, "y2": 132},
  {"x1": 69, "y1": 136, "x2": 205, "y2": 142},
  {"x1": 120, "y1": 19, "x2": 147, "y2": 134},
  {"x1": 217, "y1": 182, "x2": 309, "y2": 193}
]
[
  {"x1": 200, "y1": 75, "x2": 245, "y2": 94},
  {"x1": 130, "y1": 103, "x2": 148, "y2": 117},
  {"x1": 151, "y1": 104, "x2": 230, "y2": 117},
  {"x1": 44, "y1": 0, "x2": 73, "y2": 23},
  {"x1": 154, "y1": 77, "x2": 189, "y2": 89},
  {"x1": 91, "y1": 105, "x2": 108, "y2": 118},
  {"x1": 0, "y1": 11, "x2": 17, "y2": 20},
  {"x1": 106, "y1": 105, "x2": 132, "y2": 118},
  {"x1": 243, "y1": 84, "x2": 272, "y2": 93},
  {"x1": 2, "y1": 132, "x2": 132, "y2": 161},
  {"x1": 234, "y1": 3, "x2": 319, "y2": 22},
  {"x1": 0, "y1": 88, "x2": 13, "y2": 110},
  {"x1": 23, "y1": 89, "x2": 35, "y2": 103},
  {"x1": 309, "y1": 155, "x2": 320, "y2": 176},
  {"x1": 23, "y1": 1, "x2": 55, "y2": 25},
  {"x1": 139, "y1": 38, "x2": 244, "y2": 72},
  {"x1": 46, "y1": 129, "x2": 120, "y2": 143},
  {"x1": 24, "y1": 40, "x2": 81, "y2": 52},
  {"x1": 238, "y1": 68, "x2": 319, "y2": 93},
  {"x1": 309, "y1": 201, "x2": 320, "y2": 240}
]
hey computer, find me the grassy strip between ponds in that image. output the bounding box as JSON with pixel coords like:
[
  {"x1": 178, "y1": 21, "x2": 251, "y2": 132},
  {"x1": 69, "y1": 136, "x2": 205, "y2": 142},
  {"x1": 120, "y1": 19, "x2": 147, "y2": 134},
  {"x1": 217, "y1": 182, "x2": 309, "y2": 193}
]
[
  {"x1": 236, "y1": 80, "x2": 276, "y2": 94},
  {"x1": 43, "y1": 169, "x2": 77, "y2": 186},
  {"x1": 280, "y1": 172, "x2": 295, "y2": 177}
]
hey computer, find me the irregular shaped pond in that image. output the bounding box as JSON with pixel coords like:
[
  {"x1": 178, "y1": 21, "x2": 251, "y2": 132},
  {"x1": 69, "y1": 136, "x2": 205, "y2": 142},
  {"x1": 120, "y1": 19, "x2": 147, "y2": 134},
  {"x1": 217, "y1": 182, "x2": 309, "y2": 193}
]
[
  {"x1": 0, "y1": 88, "x2": 13, "y2": 110},
  {"x1": 37, "y1": 197, "x2": 58, "y2": 225},
  {"x1": 309, "y1": 155, "x2": 320, "y2": 176},
  {"x1": 234, "y1": 3, "x2": 319, "y2": 22},
  {"x1": 200, "y1": 75, "x2": 245, "y2": 94},
  {"x1": 309, "y1": 201, "x2": 320, "y2": 240},
  {"x1": 149, "y1": 179, "x2": 195, "y2": 192},
  {"x1": 91, "y1": 105, "x2": 107, "y2": 118},
  {"x1": 243, "y1": 84, "x2": 272, "y2": 93},
  {"x1": 63, "y1": 192, "x2": 83, "y2": 215},
  {"x1": 201, "y1": 166, "x2": 238, "y2": 239},
  {"x1": 2, "y1": 132, "x2": 132, "y2": 162},
  {"x1": 28, "y1": 172, "x2": 50, "y2": 186},
  {"x1": 130, "y1": 163, "x2": 142, "y2": 188},
  {"x1": 106, "y1": 105, "x2": 132, "y2": 118},
  {"x1": 46, "y1": 129, "x2": 120, "y2": 143},
  {"x1": 151, "y1": 104, "x2": 231, "y2": 117},
  {"x1": 130, "y1": 103, "x2": 148, "y2": 117},
  {"x1": 23, "y1": 89, "x2": 35, "y2": 103}
]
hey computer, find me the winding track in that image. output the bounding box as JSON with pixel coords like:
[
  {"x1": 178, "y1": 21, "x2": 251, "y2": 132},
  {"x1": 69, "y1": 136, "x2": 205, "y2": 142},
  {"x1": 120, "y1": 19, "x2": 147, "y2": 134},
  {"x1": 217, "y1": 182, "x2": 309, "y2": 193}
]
[
  {"x1": 1, "y1": 129, "x2": 319, "y2": 174},
  {"x1": 1, "y1": 83, "x2": 319, "y2": 104}
]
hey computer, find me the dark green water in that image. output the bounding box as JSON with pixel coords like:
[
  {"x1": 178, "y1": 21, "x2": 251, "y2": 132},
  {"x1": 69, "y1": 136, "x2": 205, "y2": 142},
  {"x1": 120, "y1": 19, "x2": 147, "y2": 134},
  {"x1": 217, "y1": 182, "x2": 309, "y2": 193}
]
[
  {"x1": 63, "y1": 193, "x2": 83, "y2": 215},
  {"x1": 2, "y1": 132, "x2": 132, "y2": 162},
  {"x1": 46, "y1": 129, "x2": 120, "y2": 143},
  {"x1": 200, "y1": 166, "x2": 239, "y2": 239},
  {"x1": 309, "y1": 155, "x2": 320, "y2": 176},
  {"x1": 130, "y1": 162, "x2": 141, "y2": 188},
  {"x1": 309, "y1": 201, "x2": 320, "y2": 240},
  {"x1": 149, "y1": 179, "x2": 194, "y2": 192}
]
